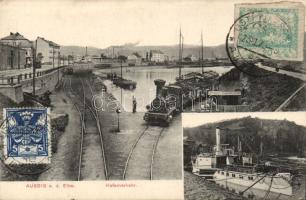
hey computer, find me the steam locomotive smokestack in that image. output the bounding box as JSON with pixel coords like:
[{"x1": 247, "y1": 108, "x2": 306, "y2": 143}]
[
  {"x1": 154, "y1": 79, "x2": 166, "y2": 97},
  {"x1": 216, "y1": 127, "x2": 222, "y2": 156}
]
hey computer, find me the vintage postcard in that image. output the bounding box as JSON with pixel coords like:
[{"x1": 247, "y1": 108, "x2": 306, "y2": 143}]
[
  {"x1": 183, "y1": 112, "x2": 306, "y2": 200},
  {"x1": 0, "y1": 0, "x2": 305, "y2": 199}
]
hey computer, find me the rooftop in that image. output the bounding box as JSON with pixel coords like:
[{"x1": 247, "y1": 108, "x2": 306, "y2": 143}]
[
  {"x1": 132, "y1": 52, "x2": 142, "y2": 58},
  {"x1": 37, "y1": 36, "x2": 60, "y2": 47},
  {"x1": 0, "y1": 32, "x2": 30, "y2": 41},
  {"x1": 150, "y1": 50, "x2": 164, "y2": 54}
]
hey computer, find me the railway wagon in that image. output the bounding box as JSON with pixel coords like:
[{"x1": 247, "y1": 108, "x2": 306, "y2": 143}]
[
  {"x1": 144, "y1": 72, "x2": 219, "y2": 125},
  {"x1": 144, "y1": 79, "x2": 204, "y2": 125}
]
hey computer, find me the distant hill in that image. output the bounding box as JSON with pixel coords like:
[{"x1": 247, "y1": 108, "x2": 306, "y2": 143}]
[
  {"x1": 60, "y1": 32, "x2": 306, "y2": 64},
  {"x1": 60, "y1": 44, "x2": 228, "y2": 59},
  {"x1": 60, "y1": 46, "x2": 104, "y2": 57},
  {"x1": 184, "y1": 116, "x2": 306, "y2": 155}
]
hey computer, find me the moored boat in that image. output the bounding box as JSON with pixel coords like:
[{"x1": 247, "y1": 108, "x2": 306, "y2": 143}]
[
  {"x1": 191, "y1": 126, "x2": 293, "y2": 197},
  {"x1": 112, "y1": 77, "x2": 136, "y2": 90},
  {"x1": 213, "y1": 169, "x2": 292, "y2": 196},
  {"x1": 192, "y1": 127, "x2": 237, "y2": 179}
]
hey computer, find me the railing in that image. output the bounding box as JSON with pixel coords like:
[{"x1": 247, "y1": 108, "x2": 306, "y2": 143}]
[
  {"x1": 0, "y1": 65, "x2": 67, "y2": 85},
  {"x1": 217, "y1": 105, "x2": 250, "y2": 112}
]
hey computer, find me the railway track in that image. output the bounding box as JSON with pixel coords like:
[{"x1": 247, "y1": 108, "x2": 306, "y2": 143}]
[
  {"x1": 63, "y1": 75, "x2": 165, "y2": 180},
  {"x1": 123, "y1": 126, "x2": 164, "y2": 180},
  {"x1": 63, "y1": 76, "x2": 108, "y2": 180}
]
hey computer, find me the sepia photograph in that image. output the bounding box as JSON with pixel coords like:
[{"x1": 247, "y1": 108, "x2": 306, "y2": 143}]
[
  {"x1": 183, "y1": 112, "x2": 306, "y2": 200},
  {"x1": 0, "y1": 0, "x2": 305, "y2": 199}
]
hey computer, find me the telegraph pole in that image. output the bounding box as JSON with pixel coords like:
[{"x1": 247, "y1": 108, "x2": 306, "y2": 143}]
[
  {"x1": 32, "y1": 40, "x2": 37, "y2": 96},
  {"x1": 120, "y1": 59, "x2": 123, "y2": 105},
  {"x1": 52, "y1": 46, "x2": 55, "y2": 68},
  {"x1": 178, "y1": 28, "x2": 182, "y2": 78},
  {"x1": 17, "y1": 44, "x2": 20, "y2": 69},
  {"x1": 201, "y1": 31, "x2": 204, "y2": 74},
  {"x1": 58, "y1": 51, "x2": 60, "y2": 83}
]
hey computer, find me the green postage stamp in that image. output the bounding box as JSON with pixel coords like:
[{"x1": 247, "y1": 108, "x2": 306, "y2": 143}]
[{"x1": 234, "y1": 2, "x2": 305, "y2": 61}]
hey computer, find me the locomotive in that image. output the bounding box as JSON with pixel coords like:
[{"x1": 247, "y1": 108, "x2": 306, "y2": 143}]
[
  {"x1": 144, "y1": 71, "x2": 219, "y2": 126},
  {"x1": 144, "y1": 79, "x2": 183, "y2": 126}
]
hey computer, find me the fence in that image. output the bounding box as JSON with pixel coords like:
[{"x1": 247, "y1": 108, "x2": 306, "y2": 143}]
[
  {"x1": 217, "y1": 105, "x2": 250, "y2": 112},
  {"x1": 0, "y1": 66, "x2": 66, "y2": 85}
]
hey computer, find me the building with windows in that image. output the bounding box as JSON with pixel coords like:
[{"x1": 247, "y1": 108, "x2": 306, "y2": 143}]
[
  {"x1": 186, "y1": 54, "x2": 198, "y2": 62},
  {"x1": 36, "y1": 37, "x2": 60, "y2": 67},
  {"x1": 0, "y1": 44, "x2": 26, "y2": 70},
  {"x1": 127, "y1": 53, "x2": 142, "y2": 66},
  {"x1": 150, "y1": 50, "x2": 168, "y2": 63},
  {"x1": 0, "y1": 32, "x2": 33, "y2": 67}
]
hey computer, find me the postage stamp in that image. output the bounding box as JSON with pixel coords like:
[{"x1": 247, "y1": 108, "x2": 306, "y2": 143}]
[
  {"x1": 234, "y1": 2, "x2": 305, "y2": 61},
  {"x1": 2, "y1": 108, "x2": 51, "y2": 164}
]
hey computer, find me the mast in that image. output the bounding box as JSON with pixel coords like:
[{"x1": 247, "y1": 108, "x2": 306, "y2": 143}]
[
  {"x1": 178, "y1": 28, "x2": 182, "y2": 78},
  {"x1": 181, "y1": 35, "x2": 184, "y2": 62},
  {"x1": 201, "y1": 31, "x2": 204, "y2": 74}
]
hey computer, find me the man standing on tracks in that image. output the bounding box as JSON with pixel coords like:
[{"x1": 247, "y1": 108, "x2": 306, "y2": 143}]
[{"x1": 132, "y1": 96, "x2": 137, "y2": 113}]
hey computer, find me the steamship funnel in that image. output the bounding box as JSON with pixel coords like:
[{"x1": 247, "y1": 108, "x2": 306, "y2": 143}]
[{"x1": 215, "y1": 127, "x2": 222, "y2": 156}]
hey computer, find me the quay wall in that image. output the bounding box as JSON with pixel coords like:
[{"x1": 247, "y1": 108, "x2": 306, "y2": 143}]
[
  {"x1": 0, "y1": 84, "x2": 23, "y2": 103},
  {"x1": 0, "y1": 67, "x2": 65, "y2": 103},
  {"x1": 21, "y1": 68, "x2": 64, "y2": 94}
]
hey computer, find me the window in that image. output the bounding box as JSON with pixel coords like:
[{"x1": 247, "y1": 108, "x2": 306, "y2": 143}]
[
  {"x1": 232, "y1": 174, "x2": 236, "y2": 178},
  {"x1": 248, "y1": 176, "x2": 254, "y2": 181},
  {"x1": 221, "y1": 172, "x2": 224, "y2": 175},
  {"x1": 239, "y1": 175, "x2": 244, "y2": 179},
  {"x1": 226, "y1": 173, "x2": 229, "y2": 177}
]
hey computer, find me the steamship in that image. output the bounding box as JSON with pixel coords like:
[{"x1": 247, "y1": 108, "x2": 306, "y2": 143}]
[
  {"x1": 192, "y1": 127, "x2": 238, "y2": 178},
  {"x1": 191, "y1": 127, "x2": 293, "y2": 196}
]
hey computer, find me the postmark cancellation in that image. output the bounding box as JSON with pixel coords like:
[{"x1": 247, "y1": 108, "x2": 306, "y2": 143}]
[{"x1": 234, "y1": 1, "x2": 305, "y2": 61}]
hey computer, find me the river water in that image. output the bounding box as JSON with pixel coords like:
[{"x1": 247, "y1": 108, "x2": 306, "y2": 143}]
[{"x1": 94, "y1": 66, "x2": 233, "y2": 112}]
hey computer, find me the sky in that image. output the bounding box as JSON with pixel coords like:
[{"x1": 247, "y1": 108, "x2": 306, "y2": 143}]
[
  {"x1": 183, "y1": 112, "x2": 306, "y2": 128},
  {"x1": 0, "y1": 0, "x2": 304, "y2": 49}
]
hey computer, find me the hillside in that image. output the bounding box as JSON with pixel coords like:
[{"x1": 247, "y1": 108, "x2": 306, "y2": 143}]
[
  {"x1": 60, "y1": 44, "x2": 228, "y2": 59},
  {"x1": 184, "y1": 116, "x2": 306, "y2": 155},
  {"x1": 60, "y1": 46, "x2": 104, "y2": 57},
  {"x1": 60, "y1": 32, "x2": 306, "y2": 63}
]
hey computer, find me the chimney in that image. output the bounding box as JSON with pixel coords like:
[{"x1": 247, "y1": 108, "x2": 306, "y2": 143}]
[
  {"x1": 215, "y1": 127, "x2": 222, "y2": 156},
  {"x1": 154, "y1": 79, "x2": 166, "y2": 97}
]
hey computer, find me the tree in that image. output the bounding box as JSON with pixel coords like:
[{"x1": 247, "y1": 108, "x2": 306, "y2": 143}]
[
  {"x1": 183, "y1": 57, "x2": 191, "y2": 62},
  {"x1": 37, "y1": 53, "x2": 43, "y2": 62},
  {"x1": 101, "y1": 53, "x2": 107, "y2": 59},
  {"x1": 68, "y1": 55, "x2": 74, "y2": 61},
  {"x1": 35, "y1": 53, "x2": 43, "y2": 68},
  {"x1": 118, "y1": 55, "x2": 127, "y2": 62}
]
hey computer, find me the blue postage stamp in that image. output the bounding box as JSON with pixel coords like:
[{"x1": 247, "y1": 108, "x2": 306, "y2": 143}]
[
  {"x1": 234, "y1": 2, "x2": 304, "y2": 61},
  {"x1": 2, "y1": 108, "x2": 51, "y2": 164}
]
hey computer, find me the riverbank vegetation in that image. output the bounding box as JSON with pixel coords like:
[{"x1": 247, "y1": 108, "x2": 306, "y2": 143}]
[{"x1": 184, "y1": 117, "x2": 306, "y2": 157}]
